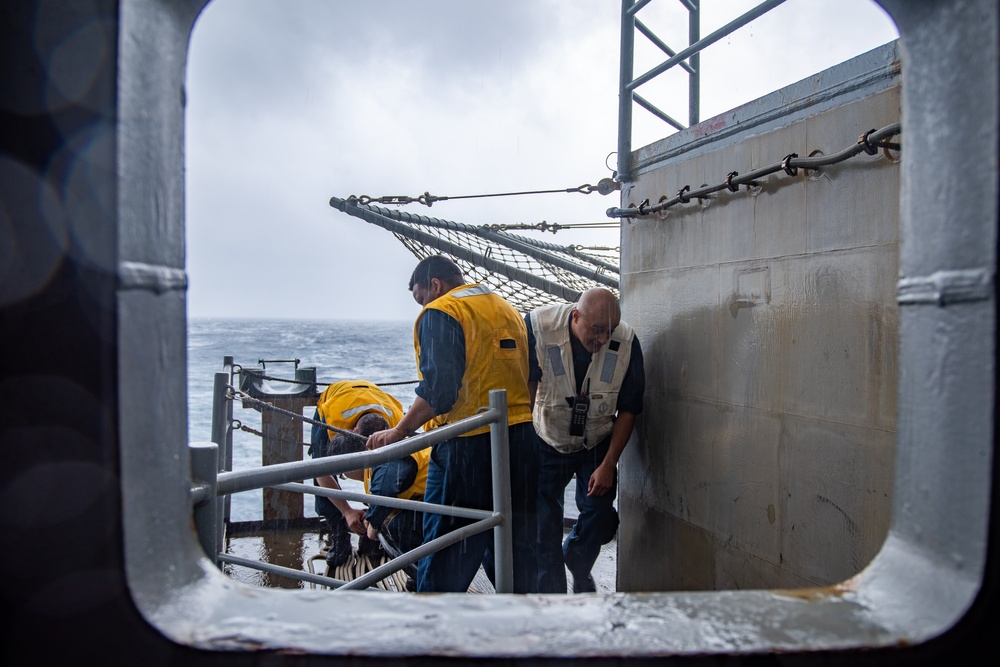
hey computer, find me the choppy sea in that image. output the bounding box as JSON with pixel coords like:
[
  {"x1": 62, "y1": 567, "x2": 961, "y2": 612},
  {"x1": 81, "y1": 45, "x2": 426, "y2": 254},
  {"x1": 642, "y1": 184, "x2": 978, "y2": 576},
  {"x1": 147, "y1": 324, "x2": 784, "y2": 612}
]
[{"x1": 187, "y1": 317, "x2": 418, "y2": 522}]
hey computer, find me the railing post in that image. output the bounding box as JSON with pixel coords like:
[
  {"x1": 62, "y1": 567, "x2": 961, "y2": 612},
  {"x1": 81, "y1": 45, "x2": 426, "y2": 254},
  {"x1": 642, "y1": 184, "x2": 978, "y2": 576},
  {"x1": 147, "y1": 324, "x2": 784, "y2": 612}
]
[
  {"x1": 688, "y1": 0, "x2": 700, "y2": 126},
  {"x1": 488, "y1": 389, "x2": 514, "y2": 594},
  {"x1": 190, "y1": 441, "x2": 220, "y2": 564},
  {"x1": 220, "y1": 356, "x2": 235, "y2": 524},
  {"x1": 239, "y1": 366, "x2": 316, "y2": 522},
  {"x1": 211, "y1": 369, "x2": 231, "y2": 557},
  {"x1": 618, "y1": 0, "x2": 635, "y2": 183}
]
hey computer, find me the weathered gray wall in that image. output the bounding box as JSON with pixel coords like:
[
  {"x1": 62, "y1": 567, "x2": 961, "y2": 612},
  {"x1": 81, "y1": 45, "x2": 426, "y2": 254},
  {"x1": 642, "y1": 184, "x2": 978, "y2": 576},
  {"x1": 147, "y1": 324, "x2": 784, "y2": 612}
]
[{"x1": 618, "y1": 44, "x2": 902, "y2": 592}]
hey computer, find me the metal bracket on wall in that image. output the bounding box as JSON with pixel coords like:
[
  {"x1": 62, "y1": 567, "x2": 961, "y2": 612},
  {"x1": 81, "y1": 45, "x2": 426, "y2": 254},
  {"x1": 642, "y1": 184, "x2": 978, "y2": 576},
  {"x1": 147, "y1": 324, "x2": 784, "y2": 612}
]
[
  {"x1": 118, "y1": 261, "x2": 188, "y2": 294},
  {"x1": 897, "y1": 268, "x2": 994, "y2": 306}
]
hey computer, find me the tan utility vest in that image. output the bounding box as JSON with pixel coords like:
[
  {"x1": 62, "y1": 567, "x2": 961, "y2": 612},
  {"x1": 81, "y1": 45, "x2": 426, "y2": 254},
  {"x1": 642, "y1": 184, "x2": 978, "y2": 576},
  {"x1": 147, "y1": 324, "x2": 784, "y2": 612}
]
[
  {"x1": 414, "y1": 283, "x2": 532, "y2": 436},
  {"x1": 530, "y1": 303, "x2": 634, "y2": 453}
]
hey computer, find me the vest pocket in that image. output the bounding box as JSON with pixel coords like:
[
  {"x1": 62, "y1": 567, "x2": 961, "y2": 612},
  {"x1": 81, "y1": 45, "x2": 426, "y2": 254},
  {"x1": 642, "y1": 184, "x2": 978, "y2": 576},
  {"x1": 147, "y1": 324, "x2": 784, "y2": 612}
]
[
  {"x1": 493, "y1": 328, "x2": 523, "y2": 360},
  {"x1": 589, "y1": 391, "x2": 619, "y2": 418}
]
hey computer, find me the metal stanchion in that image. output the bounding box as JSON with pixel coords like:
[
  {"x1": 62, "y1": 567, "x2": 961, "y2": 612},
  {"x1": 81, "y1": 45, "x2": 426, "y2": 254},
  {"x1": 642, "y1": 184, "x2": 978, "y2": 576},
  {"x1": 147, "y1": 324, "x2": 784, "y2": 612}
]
[
  {"x1": 210, "y1": 371, "x2": 230, "y2": 558},
  {"x1": 489, "y1": 389, "x2": 513, "y2": 594},
  {"x1": 190, "y1": 441, "x2": 220, "y2": 564}
]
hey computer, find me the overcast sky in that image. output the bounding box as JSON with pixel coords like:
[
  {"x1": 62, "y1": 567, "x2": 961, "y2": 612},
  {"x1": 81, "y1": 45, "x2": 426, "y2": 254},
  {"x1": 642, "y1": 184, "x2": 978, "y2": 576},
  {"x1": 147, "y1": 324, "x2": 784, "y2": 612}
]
[{"x1": 185, "y1": 0, "x2": 898, "y2": 321}]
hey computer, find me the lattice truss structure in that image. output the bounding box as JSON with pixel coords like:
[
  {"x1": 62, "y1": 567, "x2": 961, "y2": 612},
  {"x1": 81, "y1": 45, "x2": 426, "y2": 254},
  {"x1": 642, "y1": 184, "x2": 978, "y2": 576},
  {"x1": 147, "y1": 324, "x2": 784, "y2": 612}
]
[{"x1": 330, "y1": 197, "x2": 620, "y2": 312}]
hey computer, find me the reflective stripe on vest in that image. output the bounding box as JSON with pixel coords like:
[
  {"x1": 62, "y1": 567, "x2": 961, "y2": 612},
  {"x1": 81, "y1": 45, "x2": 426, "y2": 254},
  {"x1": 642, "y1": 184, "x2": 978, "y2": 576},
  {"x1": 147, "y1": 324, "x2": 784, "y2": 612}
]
[
  {"x1": 341, "y1": 402, "x2": 394, "y2": 420},
  {"x1": 315, "y1": 380, "x2": 404, "y2": 431}
]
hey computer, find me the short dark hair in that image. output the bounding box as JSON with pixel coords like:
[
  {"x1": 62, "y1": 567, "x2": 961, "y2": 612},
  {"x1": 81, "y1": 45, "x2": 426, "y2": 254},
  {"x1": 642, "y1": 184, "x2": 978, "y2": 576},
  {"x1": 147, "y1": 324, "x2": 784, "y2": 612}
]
[
  {"x1": 355, "y1": 412, "x2": 389, "y2": 437},
  {"x1": 328, "y1": 433, "x2": 365, "y2": 457},
  {"x1": 408, "y1": 255, "x2": 463, "y2": 291}
]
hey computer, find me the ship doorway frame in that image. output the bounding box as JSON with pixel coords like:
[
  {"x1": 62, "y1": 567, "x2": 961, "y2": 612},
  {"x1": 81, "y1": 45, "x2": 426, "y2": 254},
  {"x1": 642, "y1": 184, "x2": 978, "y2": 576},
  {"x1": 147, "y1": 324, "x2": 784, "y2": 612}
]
[{"x1": 116, "y1": 0, "x2": 999, "y2": 659}]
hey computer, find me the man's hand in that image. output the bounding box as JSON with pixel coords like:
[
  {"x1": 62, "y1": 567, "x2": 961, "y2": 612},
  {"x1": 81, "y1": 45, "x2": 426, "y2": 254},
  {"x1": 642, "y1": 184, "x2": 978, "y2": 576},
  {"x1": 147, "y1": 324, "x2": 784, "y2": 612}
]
[
  {"x1": 367, "y1": 426, "x2": 404, "y2": 450},
  {"x1": 587, "y1": 462, "x2": 616, "y2": 497},
  {"x1": 366, "y1": 520, "x2": 378, "y2": 541},
  {"x1": 342, "y1": 507, "x2": 367, "y2": 535},
  {"x1": 588, "y1": 412, "x2": 634, "y2": 497},
  {"x1": 368, "y1": 397, "x2": 436, "y2": 449}
]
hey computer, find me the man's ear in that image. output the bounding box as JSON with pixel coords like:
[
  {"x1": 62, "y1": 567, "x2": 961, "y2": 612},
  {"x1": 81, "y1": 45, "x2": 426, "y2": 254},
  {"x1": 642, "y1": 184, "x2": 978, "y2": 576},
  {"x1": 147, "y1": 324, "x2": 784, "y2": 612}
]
[{"x1": 430, "y1": 277, "x2": 442, "y2": 297}]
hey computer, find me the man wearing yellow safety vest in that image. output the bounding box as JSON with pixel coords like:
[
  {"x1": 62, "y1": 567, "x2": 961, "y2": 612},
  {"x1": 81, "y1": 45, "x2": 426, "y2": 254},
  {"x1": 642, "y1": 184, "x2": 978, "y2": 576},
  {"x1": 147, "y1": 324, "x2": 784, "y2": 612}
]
[
  {"x1": 528, "y1": 288, "x2": 645, "y2": 594},
  {"x1": 309, "y1": 380, "x2": 430, "y2": 576},
  {"x1": 367, "y1": 255, "x2": 539, "y2": 593}
]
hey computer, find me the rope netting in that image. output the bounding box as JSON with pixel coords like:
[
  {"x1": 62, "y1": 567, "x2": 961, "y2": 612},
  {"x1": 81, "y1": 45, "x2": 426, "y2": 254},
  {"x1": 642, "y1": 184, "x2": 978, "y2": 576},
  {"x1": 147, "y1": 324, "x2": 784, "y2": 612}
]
[
  {"x1": 329, "y1": 196, "x2": 620, "y2": 312},
  {"x1": 393, "y1": 233, "x2": 616, "y2": 312}
]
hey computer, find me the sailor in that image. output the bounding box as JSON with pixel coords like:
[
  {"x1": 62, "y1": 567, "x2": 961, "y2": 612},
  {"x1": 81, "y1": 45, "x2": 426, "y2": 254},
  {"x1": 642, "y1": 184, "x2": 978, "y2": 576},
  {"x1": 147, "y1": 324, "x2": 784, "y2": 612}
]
[
  {"x1": 527, "y1": 288, "x2": 645, "y2": 593},
  {"x1": 324, "y1": 419, "x2": 428, "y2": 580},
  {"x1": 367, "y1": 255, "x2": 539, "y2": 593},
  {"x1": 309, "y1": 380, "x2": 428, "y2": 572}
]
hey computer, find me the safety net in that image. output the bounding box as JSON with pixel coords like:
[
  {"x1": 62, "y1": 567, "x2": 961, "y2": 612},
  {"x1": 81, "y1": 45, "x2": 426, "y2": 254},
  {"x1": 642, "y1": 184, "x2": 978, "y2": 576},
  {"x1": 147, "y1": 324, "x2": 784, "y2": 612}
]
[{"x1": 329, "y1": 196, "x2": 620, "y2": 312}]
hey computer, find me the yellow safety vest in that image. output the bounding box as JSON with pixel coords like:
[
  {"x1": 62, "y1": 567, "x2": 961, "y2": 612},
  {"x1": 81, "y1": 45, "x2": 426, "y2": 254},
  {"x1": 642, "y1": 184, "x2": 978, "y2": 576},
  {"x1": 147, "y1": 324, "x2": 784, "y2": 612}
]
[
  {"x1": 362, "y1": 446, "x2": 431, "y2": 499},
  {"x1": 315, "y1": 380, "x2": 404, "y2": 431},
  {"x1": 414, "y1": 284, "x2": 532, "y2": 436},
  {"x1": 317, "y1": 380, "x2": 430, "y2": 498}
]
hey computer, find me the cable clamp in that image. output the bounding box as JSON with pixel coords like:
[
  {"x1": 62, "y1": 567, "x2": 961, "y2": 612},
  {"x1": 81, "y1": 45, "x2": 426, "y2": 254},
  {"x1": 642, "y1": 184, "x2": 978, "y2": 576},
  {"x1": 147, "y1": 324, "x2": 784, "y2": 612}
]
[
  {"x1": 781, "y1": 153, "x2": 798, "y2": 176},
  {"x1": 726, "y1": 171, "x2": 740, "y2": 192},
  {"x1": 860, "y1": 129, "x2": 879, "y2": 155},
  {"x1": 677, "y1": 185, "x2": 691, "y2": 204}
]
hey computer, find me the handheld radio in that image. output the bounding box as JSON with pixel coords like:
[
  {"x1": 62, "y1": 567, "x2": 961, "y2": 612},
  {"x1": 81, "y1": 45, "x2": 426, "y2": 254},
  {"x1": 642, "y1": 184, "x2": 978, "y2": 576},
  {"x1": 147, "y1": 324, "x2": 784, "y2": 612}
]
[{"x1": 569, "y1": 378, "x2": 591, "y2": 437}]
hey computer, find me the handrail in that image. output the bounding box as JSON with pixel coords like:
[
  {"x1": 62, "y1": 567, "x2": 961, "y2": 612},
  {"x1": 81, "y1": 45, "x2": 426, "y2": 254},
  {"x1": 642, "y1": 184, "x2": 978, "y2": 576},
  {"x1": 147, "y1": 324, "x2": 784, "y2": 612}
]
[
  {"x1": 191, "y1": 388, "x2": 515, "y2": 593},
  {"x1": 274, "y1": 482, "x2": 493, "y2": 521},
  {"x1": 607, "y1": 123, "x2": 902, "y2": 219},
  {"x1": 216, "y1": 408, "x2": 497, "y2": 496},
  {"x1": 339, "y1": 513, "x2": 504, "y2": 592}
]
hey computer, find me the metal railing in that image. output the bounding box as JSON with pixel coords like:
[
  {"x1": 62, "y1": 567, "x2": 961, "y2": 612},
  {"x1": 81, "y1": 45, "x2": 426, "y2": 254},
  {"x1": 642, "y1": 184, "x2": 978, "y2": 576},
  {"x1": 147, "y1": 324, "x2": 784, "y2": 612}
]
[
  {"x1": 190, "y1": 388, "x2": 515, "y2": 593},
  {"x1": 618, "y1": 0, "x2": 789, "y2": 182}
]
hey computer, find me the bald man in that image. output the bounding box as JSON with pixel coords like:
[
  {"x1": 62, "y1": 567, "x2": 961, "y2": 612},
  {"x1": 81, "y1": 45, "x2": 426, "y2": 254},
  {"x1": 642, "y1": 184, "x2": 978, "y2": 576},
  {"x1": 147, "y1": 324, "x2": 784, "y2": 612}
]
[{"x1": 527, "y1": 288, "x2": 645, "y2": 593}]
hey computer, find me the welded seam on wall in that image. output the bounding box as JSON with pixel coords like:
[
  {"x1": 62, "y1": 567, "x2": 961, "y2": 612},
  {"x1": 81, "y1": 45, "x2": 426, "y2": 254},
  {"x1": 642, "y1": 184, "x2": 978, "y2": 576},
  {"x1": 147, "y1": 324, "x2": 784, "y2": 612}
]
[{"x1": 118, "y1": 261, "x2": 188, "y2": 293}]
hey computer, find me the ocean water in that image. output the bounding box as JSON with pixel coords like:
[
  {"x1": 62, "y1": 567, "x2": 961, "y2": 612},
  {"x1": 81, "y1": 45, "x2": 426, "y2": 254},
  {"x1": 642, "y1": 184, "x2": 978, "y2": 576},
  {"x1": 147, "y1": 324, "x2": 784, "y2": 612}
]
[{"x1": 187, "y1": 318, "x2": 418, "y2": 522}]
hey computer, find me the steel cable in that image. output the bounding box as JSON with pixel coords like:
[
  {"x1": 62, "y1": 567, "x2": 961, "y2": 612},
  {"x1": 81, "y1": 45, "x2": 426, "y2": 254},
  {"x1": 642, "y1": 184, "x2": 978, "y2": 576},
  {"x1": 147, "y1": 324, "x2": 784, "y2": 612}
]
[
  {"x1": 346, "y1": 179, "x2": 618, "y2": 208},
  {"x1": 236, "y1": 370, "x2": 419, "y2": 388},
  {"x1": 607, "y1": 123, "x2": 901, "y2": 219}
]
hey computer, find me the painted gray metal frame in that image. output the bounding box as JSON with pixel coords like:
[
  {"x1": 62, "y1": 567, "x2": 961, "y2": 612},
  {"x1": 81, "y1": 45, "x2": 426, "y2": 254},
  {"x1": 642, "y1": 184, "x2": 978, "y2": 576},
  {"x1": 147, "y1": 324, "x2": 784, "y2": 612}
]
[
  {"x1": 617, "y1": 0, "x2": 789, "y2": 182},
  {"x1": 116, "y1": 0, "x2": 999, "y2": 659}
]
